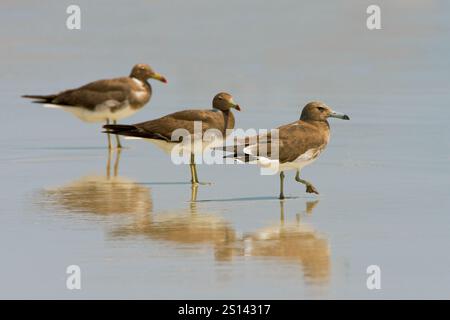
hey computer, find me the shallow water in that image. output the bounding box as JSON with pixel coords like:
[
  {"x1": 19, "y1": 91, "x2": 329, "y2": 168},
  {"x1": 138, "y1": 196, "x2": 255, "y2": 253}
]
[{"x1": 1, "y1": 0, "x2": 450, "y2": 299}]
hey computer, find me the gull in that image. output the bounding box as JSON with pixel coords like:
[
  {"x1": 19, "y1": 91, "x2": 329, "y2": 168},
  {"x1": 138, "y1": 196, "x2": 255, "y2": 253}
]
[
  {"x1": 22, "y1": 63, "x2": 167, "y2": 149},
  {"x1": 225, "y1": 101, "x2": 349, "y2": 199},
  {"x1": 103, "y1": 92, "x2": 241, "y2": 184}
]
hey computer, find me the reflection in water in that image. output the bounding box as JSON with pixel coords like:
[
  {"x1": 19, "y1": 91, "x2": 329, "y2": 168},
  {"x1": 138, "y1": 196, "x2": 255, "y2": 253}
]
[
  {"x1": 37, "y1": 153, "x2": 329, "y2": 282},
  {"x1": 110, "y1": 188, "x2": 329, "y2": 282},
  {"x1": 110, "y1": 185, "x2": 237, "y2": 261},
  {"x1": 239, "y1": 201, "x2": 330, "y2": 283},
  {"x1": 39, "y1": 150, "x2": 152, "y2": 215},
  {"x1": 305, "y1": 200, "x2": 319, "y2": 215}
]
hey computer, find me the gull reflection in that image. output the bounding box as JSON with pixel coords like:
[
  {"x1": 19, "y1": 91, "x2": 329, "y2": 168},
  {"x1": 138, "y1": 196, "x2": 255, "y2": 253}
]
[
  {"x1": 110, "y1": 185, "x2": 237, "y2": 260},
  {"x1": 304, "y1": 200, "x2": 319, "y2": 215},
  {"x1": 39, "y1": 150, "x2": 152, "y2": 215},
  {"x1": 37, "y1": 151, "x2": 329, "y2": 283},
  {"x1": 238, "y1": 200, "x2": 330, "y2": 283}
]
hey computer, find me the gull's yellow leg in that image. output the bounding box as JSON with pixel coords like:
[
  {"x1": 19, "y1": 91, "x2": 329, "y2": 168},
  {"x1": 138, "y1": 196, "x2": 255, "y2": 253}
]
[
  {"x1": 106, "y1": 119, "x2": 112, "y2": 150},
  {"x1": 114, "y1": 148, "x2": 122, "y2": 177},
  {"x1": 106, "y1": 147, "x2": 112, "y2": 178},
  {"x1": 113, "y1": 120, "x2": 122, "y2": 149},
  {"x1": 189, "y1": 153, "x2": 210, "y2": 185}
]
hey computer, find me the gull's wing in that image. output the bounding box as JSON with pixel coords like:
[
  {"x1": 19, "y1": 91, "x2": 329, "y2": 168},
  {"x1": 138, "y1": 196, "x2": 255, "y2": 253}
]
[
  {"x1": 51, "y1": 78, "x2": 134, "y2": 110},
  {"x1": 225, "y1": 120, "x2": 328, "y2": 164},
  {"x1": 104, "y1": 109, "x2": 227, "y2": 141}
]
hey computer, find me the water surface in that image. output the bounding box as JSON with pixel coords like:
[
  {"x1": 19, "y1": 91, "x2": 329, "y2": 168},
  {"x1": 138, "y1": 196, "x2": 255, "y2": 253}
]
[{"x1": 1, "y1": 0, "x2": 449, "y2": 299}]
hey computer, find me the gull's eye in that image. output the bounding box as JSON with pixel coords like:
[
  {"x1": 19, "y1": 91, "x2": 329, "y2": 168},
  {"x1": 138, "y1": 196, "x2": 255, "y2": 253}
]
[
  {"x1": 218, "y1": 96, "x2": 223, "y2": 100},
  {"x1": 318, "y1": 107, "x2": 325, "y2": 112}
]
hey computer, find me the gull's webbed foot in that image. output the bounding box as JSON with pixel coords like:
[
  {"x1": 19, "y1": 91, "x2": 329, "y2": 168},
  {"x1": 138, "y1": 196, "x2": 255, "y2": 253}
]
[
  {"x1": 305, "y1": 184, "x2": 319, "y2": 194},
  {"x1": 191, "y1": 181, "x2": 212, "y2": 186}
]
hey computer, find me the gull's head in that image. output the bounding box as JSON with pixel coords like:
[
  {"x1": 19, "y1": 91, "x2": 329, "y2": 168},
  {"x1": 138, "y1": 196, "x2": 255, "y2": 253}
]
[
  {"x1": 300, "y1": 101, "x2": 350, "y2": 121},
  {"x1": 130, "y1": 63, "x2": 167, "y2": 83},
  {"x1": 212, "y1": 92, "x2": 241, "y2": 112}
]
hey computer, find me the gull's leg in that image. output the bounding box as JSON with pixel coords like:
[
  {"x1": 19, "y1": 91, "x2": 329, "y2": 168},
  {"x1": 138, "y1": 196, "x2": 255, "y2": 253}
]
[
  {"x1": 279, "y1": 171, "x2": 285, "y2": 200},
  {"x1": 295, "y1": 170, "x2": 319, "y2": 194},
  {"x1": 190, "y1": 184, "x2": 199, "y2": 202},
  {"x1": 189, "y1": 153, "x2": 198, "y2": 184},
  {"x1": 192, "y1": 163, "x2": 200, "y2": 184},
  {"x1": 189, "y1": 161, "x2": 196, "y2": 183},
  {"x1": 189, "y1": 185, "x2": 199, "y2": 213},
  {"x1": 106, "y1": 119, "x2": 112, "y2": 150},
  {"x1": 106, "y1": 146, "x2": 112, "y2": 179},
  {"x1": 113, "y1": 148, "x2": 122, "y2": 177},
  {"x1": 279, "y1": 199, "x2": 285, "y2": 224},
  {"x1": 113, "y1": 120, "x2": 123, "y2": 149},
  {"x1": 189, "y1": 153, "x2": 211, "y2": 185}
]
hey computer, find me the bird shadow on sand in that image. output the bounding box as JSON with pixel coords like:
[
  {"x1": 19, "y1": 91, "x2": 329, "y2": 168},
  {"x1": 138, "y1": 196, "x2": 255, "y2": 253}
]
[
  {"x1": 21, "y1": 146, "x2": 111, "y2": 151},
  {"x1": 140, "y1": 181, "x2": 194, "y2": 186},
  {"x1": 195, "y1": 195, "x2": 302, "y2": 203}
]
